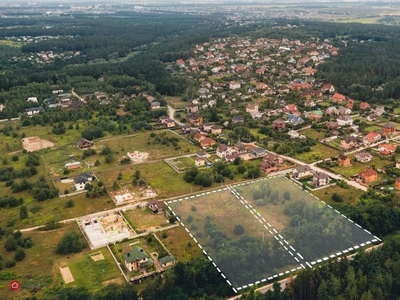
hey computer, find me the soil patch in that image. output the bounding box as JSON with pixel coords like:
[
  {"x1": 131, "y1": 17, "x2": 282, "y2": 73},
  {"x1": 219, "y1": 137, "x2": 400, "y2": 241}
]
[{"x1": 22, "y1": 136, "x2": 54, "y2": 152}]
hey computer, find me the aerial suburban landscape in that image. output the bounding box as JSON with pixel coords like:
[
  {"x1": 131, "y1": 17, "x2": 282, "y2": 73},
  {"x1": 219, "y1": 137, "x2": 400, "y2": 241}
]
[{"x1": 0, "y1": 0, "x2": 400, "y2": 299}]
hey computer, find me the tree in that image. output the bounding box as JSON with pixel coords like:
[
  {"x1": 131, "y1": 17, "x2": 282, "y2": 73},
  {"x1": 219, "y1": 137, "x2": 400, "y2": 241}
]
[
  {"x1": 14, "y1": 247, "x2": 25, "y2": 261},
  {"x1": 283, "y1": 191, "x2": 291, "y2": 201},
  {"x1": 4, "y1": 235, "x2": 17, "y2": 252},
  {"x1": 233, "y1": 224, "x2": 244, "y2": 235},
  {"x1": 55, "y1": 231, "x2": 86, "y2": 254},
  {"x1": 19, "y1": 205, "x2": 28, "y2": 220}
]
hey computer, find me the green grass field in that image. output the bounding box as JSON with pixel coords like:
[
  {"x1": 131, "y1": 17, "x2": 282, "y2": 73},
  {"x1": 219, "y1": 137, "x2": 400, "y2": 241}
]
[
  {"x1": 301, "y1": 128, "x2": 326, "y2": 141},
  {"x1": 61, "y1": 248, "x2": 123, "y2": 291},
  {"x1": 294, "y1": 143, "x2": 340, "y2": 163}
]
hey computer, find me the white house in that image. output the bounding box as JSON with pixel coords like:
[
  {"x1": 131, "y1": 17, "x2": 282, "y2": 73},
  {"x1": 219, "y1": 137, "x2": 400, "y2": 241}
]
[
  {"x1": 25, "y1": 107, "x2": 44, "y2": 116},
  {"x1": 337, "y1": 115, "x2": 353, "y2": 126},
  {"x1": 73, "y1": 173, "x2": 94, "y2": 191}
]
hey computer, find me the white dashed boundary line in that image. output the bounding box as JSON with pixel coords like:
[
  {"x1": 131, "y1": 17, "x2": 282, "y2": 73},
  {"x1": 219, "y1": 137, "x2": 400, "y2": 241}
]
[{"x1": 165, "y1": 175, "x2": 381, "y2": 292}]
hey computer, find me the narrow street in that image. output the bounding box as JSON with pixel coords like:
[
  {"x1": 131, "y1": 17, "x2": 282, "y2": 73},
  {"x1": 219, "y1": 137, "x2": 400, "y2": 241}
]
[{"x1": 168, "y1": 105, "x2": 185, "y2": 127}]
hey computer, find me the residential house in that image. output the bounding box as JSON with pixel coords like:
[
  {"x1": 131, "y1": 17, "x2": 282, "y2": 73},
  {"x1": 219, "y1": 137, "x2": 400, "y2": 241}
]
[
  {"x1": 150, "y1": 102, "x2": 161, "y2": 110},
  {"x1": 73, "y1": 172, "x2": 94, "y2": 191},
  {"x1": 359, "y1": 168, "x2": 377, "y2": 184},
  {"x1": 124, "y1": 246, "x2": 152, "y2": 272},
  {"x1": 159, "y1": 255, "x2": 176, "y2": 268},
  {"x1": 148, "y1": 200, "x2": 164, "y2": 214},
  {"x1": 306, "y1": 110, "x2": 323, "y2": 120},
  {"x1": 229, "y1": 81, "x2": 241, "y2": 90},
  {"x1": 396, "y1": 178, "x2": 400, "y2": 190},
  {"x1": 65, "y1": 162, "x2": 82, "y2": 170},
  {"x1": 359, "y1": 102, "x2": 371, "y2": 110},
  {"x1": 363, "y1": 132, "x2": 381, "y2": 144},
  {"x1": 326, "y1": 121, "x2": 340, "y2": 130},
  {"x1": 202, "y1": 122, "x2": 215, "y2": 133},
  {"x1": 77, "y1": 138, "x2": 94, "y2": 150},
  {"x1": 340, "y1": 136, "x2": 357, "y2": 150},
  {"x1": 355, "y1": 151, "x2": 373, "y2": 163},
  {"x1": 288, "y1": 130, "x2": 300, "y2": 139},
  {"x1": 338, "y1": 154, "x2": 351, "y2": 166},
  {"x1": 164, "y1": 119, "x2": 176, "y2": 128},
  {"x1": 199, "y1": 138, "x2": 216, "y2": 149},
  {"x1": 231, "y1": 142, "x2": 247, "y2": 154},
  {"x1": 275, "y1": 98, "x2": 286, "y2": 107},
  {"x1": 331, "y1": 93, "x2": 346, "y2": 103},
  {"x1": 193, "y1": 132, "x2": 207, "y2": 142},
  {"x1": 226, "y1": 153, "x2": 239, "y2": 163},
  {"x1": 288, "y1": 114, "x2": 304, "y2": 125},
  {"x1": 273, "y1": 119, "x2": 286, "y2": 129},
  {"x1": 383, "y1": 123, "x2": 396, "y2": 136},
  {"x1": 246, "y1": 103, "x2": 259, "y2": 114},
  {"x1": 27, "y1": 97, "x2": 38, "y2": 103},
  {"x1": 195, "y1": 157, "x2": 206, "y2": 167},
  {"x1": 260, "y1": 160, "x2": 278, "y2": 174},
  {"x1": 325, "y1": 106, "x2": 338, "y2": 115},
  {"x1": 186, "y1": 104, "x2": 199, "y2": 113},
  {"x1": 378, "y1": 143, "x2": 397, "y2": 156},
  {"x1": 25, "y1": 107, "x2": 44, "y2": 116},
  {"x1": 284, "y1": 104, "x2": 300, "y2": 115},
  {"x1": 187, "y1": 113, "x2": 203, "y2": 126},
  {"x1": 338, "y1": 106, "x2": 351, "y2": 115},
  {"x1": 232, "y1": 115, "x2": 245, "y2": 125},
  {"x1": 305, "y1": 100, "x2": 317, "y2": 107},
  {"x1": 292, "y1": 165, "x2": 313, "y2": 179},
  {"x1": 216, "y1": 144, "x2": 230, "y2": 158},
  {"x1": 321, "y1": 84, "x2": 335, "y2": 93},
  {"x1": 211, "y1": 125, "x2": 222, "y2": 135},
  {"x1": 252, "y1": 147, "x2": 266, "y2": 159},
  {"x1": 312, "y1": 172, "x2": 330, "y2": 187},
  {"x1": 346, "y1": 99, "x2": 355, "y2": 109},
  {"x1": 264, "y1": 153, "x2": 285, "y2": 166},
  {"x1": 337, "y1": 115, "x2": 353, "y2": 126},
  {"x1": 367, "y1": 114, "x2": 377, "y2": 122},
  {"x1": 373, "y1": 106, "x2": 385, "y2": 116},
  {"x1": 396, "y1": 159, "x2": 400, "y2": 169}
]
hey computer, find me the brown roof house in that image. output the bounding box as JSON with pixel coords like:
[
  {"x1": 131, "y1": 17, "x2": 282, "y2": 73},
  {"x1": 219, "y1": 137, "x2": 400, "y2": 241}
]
[
  {"x1": 273, "y1": 119, "x2": 286, "y2": 129},
  {"x1": 383, "y1": 122, "x2": 396, "y2": 136},
  {"x1": 338, "y1": 154, "x2": 351, "y2": 167},
  {"x1": 77, "y1": 138, "x2": 94, "y2": 150},
  {"x1": 395, "y1": 178, "x2": 400, "y2": 190},
  {"x1": 355, "y1": 151, "x2": 373, "y2": 163},
  {"x1": 148, "y1": 200, "x2": 164, "y2": 214},
  {"x1": 359, "y1": 168, "x2": 378, "y2": 184},
  {"x1": 292, "y1": 165, "x2": 313, "y2": 179},
  {"x1": 340, "y1": 136, "x2": 357, "y2": 150}
]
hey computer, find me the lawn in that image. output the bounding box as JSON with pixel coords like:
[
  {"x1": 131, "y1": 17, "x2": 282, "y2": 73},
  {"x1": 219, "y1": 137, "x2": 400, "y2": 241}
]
[
  {"x1": 123, "y1": 208, "x2": 169, "y2": 232},
  {"x1": 0, "y1": 192, "x2": 114, "y2": 230},
  {"x1": 0, "y1": 223, "x2": 77, "y2": 299},
  {"x1": 155, "y1": 225, "x2": 203, "y2": 262},
  {"x1": 59, "y1": 248, "x2": 123, "y2": 292},
  {"x1": 364, "y1": 125, "x2": 382, "y2": 133},
  {"x1": 294, "y1": 143, "x2": 340, "y2": 163},
  {"x1": 166, "y1": 96, "x2": 187, "y2": 109},
  {"x1": 311, "y1": 185, "x2": 364, "y2": 205},
  {"x1": 301, "y1": 128, "x2": 326, "y2": 141}
]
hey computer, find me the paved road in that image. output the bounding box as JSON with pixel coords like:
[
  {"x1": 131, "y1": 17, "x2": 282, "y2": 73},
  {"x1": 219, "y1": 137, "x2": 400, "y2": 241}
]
[
  {"x1": 71, "y1": 88, "x2": 86, "y2": 103},
  {"x1": 278, "y1": 153, "x2": 368, "y2": 191},
  {"x1": 168, "y1": 105, "x2": 185, "y2": 127}
]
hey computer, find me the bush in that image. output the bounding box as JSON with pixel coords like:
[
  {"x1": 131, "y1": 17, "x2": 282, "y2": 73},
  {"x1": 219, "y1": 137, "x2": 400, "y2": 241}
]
[
  {"x1": 161, "y1": 232, "x2": 168, "y2": 239},
  {"x1": 14, "y1": 248, "x2": 25, "y2": 262},
  {"x1": 19, "y1": 205, "x2": 28, "y2": 220},
  {"x1": 55, "y1": 231, "x2": 86, "y2": 254},
  {"x1": 65, "y1": 199, "x2": 74, "y2": 208},
  {"x1": 233, "y1": 224, "x2": 244, "y2": 235},
  {"x1": 5, "y1": 259, "x2": 16, "y2": 268},
  {"x1": 332, "y1": 193, "x2": 344, "y2": 202},
  {"x1": 191, "y1": 205, "x2": 197, "y2": 212},
  {"x1": 4, "y1": 235, "x2": 17, "y2": 252}
]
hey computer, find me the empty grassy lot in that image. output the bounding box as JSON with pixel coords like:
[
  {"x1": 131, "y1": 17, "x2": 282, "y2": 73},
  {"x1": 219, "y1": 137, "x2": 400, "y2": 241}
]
[
  {"x1": 294, "y1": 143, "x2": 340, "y2": 163},
  {"x1": 155, "y1": 225, "x2": 203, "y2": 262},
  {"x1": 123, "y1": 208, "x2": 169, "y2": 232}
]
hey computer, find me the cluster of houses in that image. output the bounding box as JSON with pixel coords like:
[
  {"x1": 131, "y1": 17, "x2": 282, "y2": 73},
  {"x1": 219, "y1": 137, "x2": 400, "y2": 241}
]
[{"x1": 291, "y1": 165, "x2": 331, "y2": 187}]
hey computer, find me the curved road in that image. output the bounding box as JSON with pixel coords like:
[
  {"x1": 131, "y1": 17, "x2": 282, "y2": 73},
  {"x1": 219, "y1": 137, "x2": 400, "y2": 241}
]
[{"x1": 168, "y1": 105, "x2": 185, "y2": 127}]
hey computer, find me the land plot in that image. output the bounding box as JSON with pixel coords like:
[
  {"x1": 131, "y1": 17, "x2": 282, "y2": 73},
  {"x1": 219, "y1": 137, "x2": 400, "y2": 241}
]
[
  {"x1": 168, "y1": 189, "x2": 300, "y2": 288},
  {"x1": 155, "y1": 225, "x2": 203, "y2": 262},
  {"x1": 330, "y1": 156, "x2": 391, "y2": 178},
  {"x1": 294, "y1": 143, "x2": 340, "y2": 163},
  {"x1": 59, "y1": 248, "x2": 123, "y2": 290},
  {"x1": 301, "y1": 128, "x2": 326, "y2": 141},
  {"x1": 123, "y1": 208, "x2": 169, "y2": 232},
  {"x1": 96, "y1": 131, "x2": 199, "y2": 161},
  {"x1": 232, "y1": 176, "x2": 378, "y2": 263}
]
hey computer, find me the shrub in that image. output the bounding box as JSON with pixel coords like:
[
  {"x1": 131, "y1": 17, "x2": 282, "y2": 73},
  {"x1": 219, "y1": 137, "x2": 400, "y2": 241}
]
[
  {"x1": 14, "y1": 248, "x2": 25, "y2": 262},
  {"x1": 161, "y1": 232, "x2": 168, "y2": 239},
  {"x1": 65, "y1": 200, "x2": 74, "y2": 208},
  {"x1": 5, "y1": 259, "x2": 16, "y2": 268},
  {"x1": 233, "y1": 224, "x2": 244, "y2": 235},
  {"x1": 55, "y1": 231, "x2": 86, "y2": 254}
]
